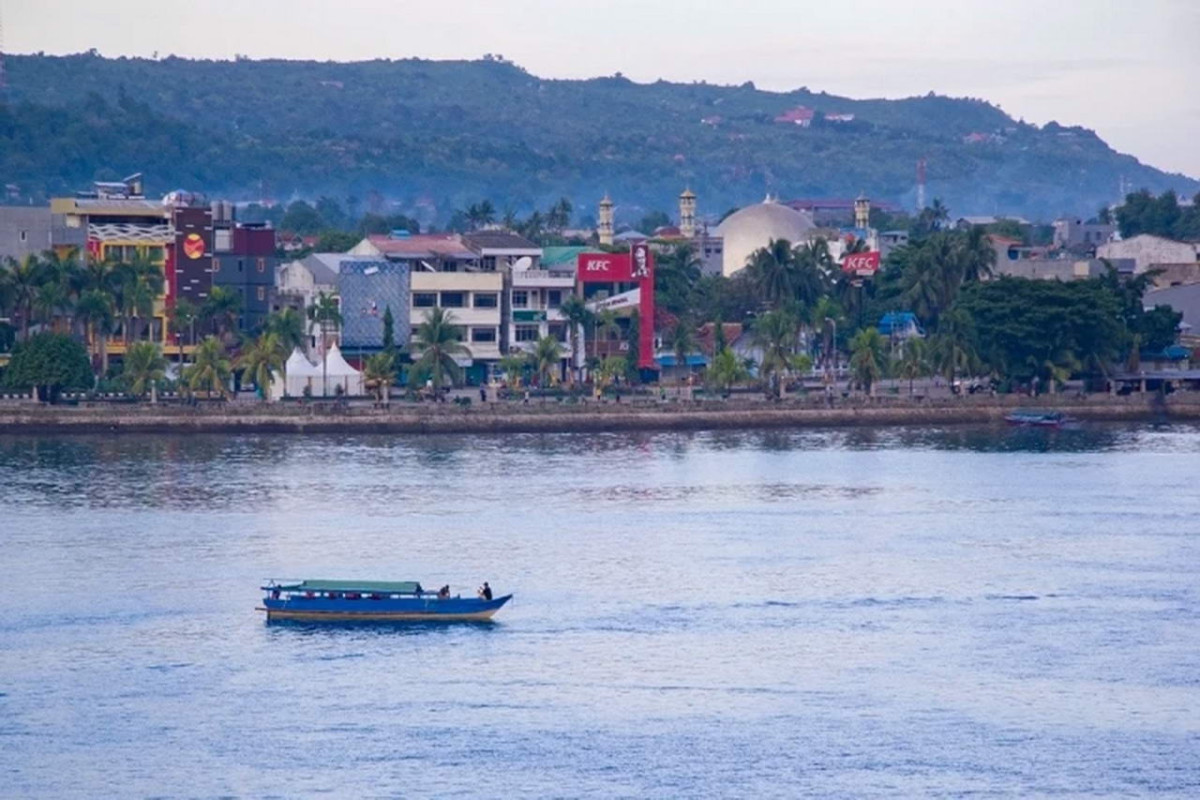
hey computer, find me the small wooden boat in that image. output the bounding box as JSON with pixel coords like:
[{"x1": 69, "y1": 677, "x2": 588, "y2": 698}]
[
  {"x1": 1004, "y1": 409, "x2": 1070, "y2": 428},
  {"x1": 257, "y1": 579, "x2": 511, "y2": 622}
]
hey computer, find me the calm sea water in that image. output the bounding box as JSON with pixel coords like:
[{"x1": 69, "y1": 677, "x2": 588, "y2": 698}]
[{"x1": 1, "y1": 425, "x2": 1198, "y2": 798}]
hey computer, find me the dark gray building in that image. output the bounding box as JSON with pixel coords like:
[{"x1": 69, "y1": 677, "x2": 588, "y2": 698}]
[{"x1": 210, "y1": 221, "x2": 277, "y2": 334}]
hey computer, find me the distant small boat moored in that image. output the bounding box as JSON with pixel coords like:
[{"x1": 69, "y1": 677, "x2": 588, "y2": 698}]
[
  {"x1": 257, "y1": 579, "x2": 511, "y2": 622},
  {"x1": 1004, "y1": 409, "x2": 1071, "y2": 428}
]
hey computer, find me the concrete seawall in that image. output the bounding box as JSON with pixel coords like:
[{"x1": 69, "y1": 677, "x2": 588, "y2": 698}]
[{"x1": 0, "y1": 395, "x2": 1196, "y2": 435}]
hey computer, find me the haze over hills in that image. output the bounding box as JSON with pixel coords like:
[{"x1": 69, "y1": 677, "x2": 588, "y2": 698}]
[{"x1": 2, "y1": 53, "x2": 1196, "y2": 224}]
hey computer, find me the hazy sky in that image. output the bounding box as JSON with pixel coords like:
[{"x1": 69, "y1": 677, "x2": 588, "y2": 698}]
[{"x1": 8, "y1": 0, "x2": 1199, "y2": 178}]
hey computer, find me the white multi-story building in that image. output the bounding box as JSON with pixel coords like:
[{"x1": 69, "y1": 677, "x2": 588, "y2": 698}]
[
  {"x1": 410, "y1": 270, "x2": 504, "y2": 366},
  {"x1": 1098, "y1": 234, "x2": 1200, "y2": 274}
]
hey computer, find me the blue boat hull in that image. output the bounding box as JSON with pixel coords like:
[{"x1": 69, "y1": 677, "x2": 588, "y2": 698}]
[{"x1": 258, "y1": 594, "x2": 512, "y2": 622}]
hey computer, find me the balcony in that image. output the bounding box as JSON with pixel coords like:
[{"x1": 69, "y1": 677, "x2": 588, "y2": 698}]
[{"x1": 512, "y1": 269, "x2": 576, "y2": 288}]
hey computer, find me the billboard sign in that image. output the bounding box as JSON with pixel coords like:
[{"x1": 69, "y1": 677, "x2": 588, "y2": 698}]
[
  {"x1": 577, "y1": 247, "x2": 656, "y2": 369},
  {"x1": 842, "y1": 251, "x2": 881, "y2": 276}
]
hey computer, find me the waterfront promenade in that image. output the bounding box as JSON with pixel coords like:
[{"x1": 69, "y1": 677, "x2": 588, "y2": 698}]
[{"x1": 0, "y1": 393, "x2": 1196, "y2": 435}]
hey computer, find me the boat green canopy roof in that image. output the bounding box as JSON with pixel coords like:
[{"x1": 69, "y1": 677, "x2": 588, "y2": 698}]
[{"x1": 272, "y1": 579, "x2": 423, "y2": 594}]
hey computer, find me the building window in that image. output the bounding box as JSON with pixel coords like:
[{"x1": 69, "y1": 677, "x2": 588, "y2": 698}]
[
  {"x1": 413, "y1": 292, "x2": 437, "y2": 308},
  {"x1": 237, "y1": 259, "x2": 244, "y2": 273},
  {"x1": 257, "y1": 258, "x2": 266, "y2": 273},
  {"x1": 19, "y1": 230, "x2": 27, "y2": 242},
  {"x1": 440, "y1": 292, "x2": 465, "y2": 308},
  {"x1": 474, "y1": 293, "x2": 499, "y2": 308},
  {"x1": 547, "y1": 290, "x2": 563, "y2": 308},
  {"x1": 512, "y1": 290, "x2": 528, "y2": 308},
  {"x1": 146, "y1": 246, "x2": 164, "y2": 262},
  {"x1": 470, "y1": 327, "x2": 497, "y2": 343},
  {"x1": 515, "y1": 325, "x2": 539, "y2": 342},
  {"x1": 256, "y1": 286, "x2": 266, "y2": 301},
  {"x1": 410, "y1": 327, "x2": 421, "y2": 338},
  {"x1": 212, "y1": 259, "x2": 221, "y2": 273},
  {"x1": 549, "y1": 323, "x2": 567, "y2": 343}
]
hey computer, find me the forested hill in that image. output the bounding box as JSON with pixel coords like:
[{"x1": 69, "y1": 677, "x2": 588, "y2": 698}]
[{"x1": 2, "y1": 53, "x2": 1196, "y2": 223}]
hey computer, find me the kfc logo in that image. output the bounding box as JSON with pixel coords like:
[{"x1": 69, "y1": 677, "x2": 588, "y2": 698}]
[
  {"x1": 631, "y1": 244, "x2": 651, "y2": 280},
  {"x1": 842, "y1": 251, "x2": 881, "y2": 275},
  {"x1": 585, "y1": 259, "x2": 611, "y2": 272}
]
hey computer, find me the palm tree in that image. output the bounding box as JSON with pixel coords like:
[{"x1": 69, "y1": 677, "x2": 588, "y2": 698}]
[
  {"x1": 747, "y1": 238, "x2": 798, "y2": 309},
  {"x1": 307, "y1": 291, "x2": 342, "y2": 395},
  {"x1": 849, "y1": 327, "x2": 888, "y2": 396},
  {"x1": 531, "y1": 335, "x2": 564, "y2": 391},
  {"x1": 5, "y1": 254, "x2": 43, "y2": 340},
  {"x1": 518, "y1": 210, "x2": 545, "y2": 241},
  {"x1": 203, "y1": 286, "x2": 242, "y2": 341},
  {"x1": 547, "y1": 197, "x2": 573, "y2": 232},
  {"x1": 81, "y1": 251, "x2": 118, "y2": 289},
  {"x1": 186, "y1": 336, "x2": 232, "y2": 398},
  {"x1": 897, "y1": 337, "x2": 929, "y2": 396},
  {"x1": 41, "y1": 248, "x2": 85, "y2": 334},
  {"x1": 122, "y1": 341, "x2": 167, "y2": 401},
  {"x1": 116, "y1": 253, "x2": 164, "y2": 345},
  {"x1": 411, "y1": 307, "x2": 468, "y2": 397},
  {"x1": 792, "y1": 240, "x2": 831, "y2": 308},
  {"x1": 929, "y1": 308, "x2": 979, "y2": 386},
  {"x1": 669, "y1": 319, "x2": 695, "y2": 384},
  {"x1": 559, "y1": 294, "x2": 592, "y2": 386},
  {"x1": 498, "y1": 353, "x2": 528, "y2": 389},
  {"x1": 811, "y1": 296, "x2": 844, "y2": 372},
  {"x1": 593, "y1": 308, "x2": 619, "y2": 356},
  {"x1": 363, "y1": 351, "x2": 397, "y2": 405},
  {"x1": 168, "y1": 298, "x2": 198, "y2": 365},
  {"x1": 236, "y1": 332, "x2": 286, "y2": 400},
  {"x1": 75, "y1": 288, "x2": 115, "y2": 381},
  {"x1": 265, "y1": 308, "x2": 306, "y2": 353},
  {"x1": 33, "y1": 279, "x2": 71, "y2": 333},
  {"x1": 708, "y1": 347, "x2": 749, "y2": 397},
  {"x1": 956, "y1": 225, "x2": 996, "y2": 283},
  {"x1": 595, "y1": 355, "x2": 627, "y2": 393},
  {"x1": 902, "y1": 232, "x2": 963, "y2": 330},
  {"x1": 654, "y1": 243, "x2": 702, "y2": 315},
  {"x1": 752, "y1": 309, "x2": 798, "y2": 398}
]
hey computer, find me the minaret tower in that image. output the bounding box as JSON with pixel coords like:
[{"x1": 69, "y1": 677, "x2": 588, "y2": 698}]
[
  {"x1": 854, "y1": 193, "x2": 870, "y2": 230},
  {"x1": 598, "y1": 193, "x2": 614, "y2": 246},
  {"x1": 679, "y1": 188, "x2": 696, "y2": 239}
]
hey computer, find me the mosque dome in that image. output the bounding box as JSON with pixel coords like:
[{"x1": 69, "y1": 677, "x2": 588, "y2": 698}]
[{"x1": 714, "y1": 198, "x2": 816, "y2": 277}]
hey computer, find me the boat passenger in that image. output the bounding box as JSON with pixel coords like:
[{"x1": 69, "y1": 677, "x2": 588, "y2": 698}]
[
  {"x1": 438, "y1": 585, "x2": 450, "y2": 599},
  {"x1": 478, "y1": 582, "x2": 493, "y2": 601}
]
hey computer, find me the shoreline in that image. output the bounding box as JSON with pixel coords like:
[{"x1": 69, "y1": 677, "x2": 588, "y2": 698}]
[{"x1": 0, "y1": 395, "x2": 1195, "y2": 435}]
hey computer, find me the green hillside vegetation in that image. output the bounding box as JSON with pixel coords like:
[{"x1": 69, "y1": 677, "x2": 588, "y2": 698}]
[{"x1": 2, "y1": 53, "x2": 1197, "y2": 224}]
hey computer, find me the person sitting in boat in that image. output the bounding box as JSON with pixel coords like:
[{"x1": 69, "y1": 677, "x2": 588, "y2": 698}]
[
  {"x1": 438, "y1": 585, "x2": 450, "y2": 599},
  {"x1": 478, "y1": 582, "x2": 493, "y2": 601}
]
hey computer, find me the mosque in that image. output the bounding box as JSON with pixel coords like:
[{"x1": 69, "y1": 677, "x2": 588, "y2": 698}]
[{"x1": 596, "y1": 190, "x2": 880, "y2": 278}]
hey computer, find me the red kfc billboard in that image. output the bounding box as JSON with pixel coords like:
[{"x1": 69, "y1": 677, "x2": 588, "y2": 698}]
[
  {"x1": 842, "y1": 251, "x2": 881, "y2": 276},
  {"x1": 577, "y1": 245, "x2": 656, "y2": 370}
]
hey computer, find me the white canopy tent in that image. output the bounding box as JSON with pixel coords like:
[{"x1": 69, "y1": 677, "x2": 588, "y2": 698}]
[
  {"x1": 269, "y1": 345, "x2": 364, "y2": 399},
  {"x1": 320, "y1": 344, "x2": 364, "y2": 397},
  {"x1": 271, "y1": 348, "x2": 322, "y2": 400}
]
